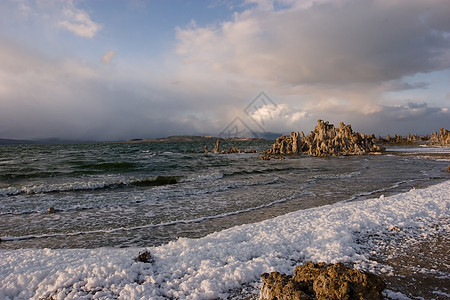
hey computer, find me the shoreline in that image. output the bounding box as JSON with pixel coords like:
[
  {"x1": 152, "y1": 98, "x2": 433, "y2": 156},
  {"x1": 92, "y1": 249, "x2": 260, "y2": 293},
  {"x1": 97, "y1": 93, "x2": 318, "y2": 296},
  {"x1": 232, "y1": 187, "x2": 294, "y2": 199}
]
[
  {"x1": 1, "y1": 178, "x2": 448, "y2": 299},
  {"x1": 0, "y1": 143, "x2": 449, "y2": 299}
]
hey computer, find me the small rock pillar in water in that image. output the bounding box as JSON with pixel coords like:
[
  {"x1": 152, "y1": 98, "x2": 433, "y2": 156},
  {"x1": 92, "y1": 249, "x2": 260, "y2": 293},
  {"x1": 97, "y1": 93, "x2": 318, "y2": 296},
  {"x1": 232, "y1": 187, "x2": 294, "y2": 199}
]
[{"x1": 214, "y1": 139, "x2": 221, "y2": 153}]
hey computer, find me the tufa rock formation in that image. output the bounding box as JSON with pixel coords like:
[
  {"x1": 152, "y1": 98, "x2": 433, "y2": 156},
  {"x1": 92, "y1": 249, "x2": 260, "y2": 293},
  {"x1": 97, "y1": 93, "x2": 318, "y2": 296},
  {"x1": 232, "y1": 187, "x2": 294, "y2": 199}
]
[
  {"x1": 261, "y1": 120, "x2": 384, "y2": 158},
  {"x1": 429, "y1": 128, "x2": 450, "y2": 146},
  {"x1": 260, "y1": 261, "x2": 386, "y2": 300},
  {"x1": 220, "y1": 146, "x2": 256, "y2": 154},
  {"x1": 263, "y1": 132, "x2": 301, "y2": 156},
  {"x1": 376, "y1": 128, "x2": 449, "y2": 146},
  {"x1": 209, "y1": 138, "x2": 256, "y2": 154},
  {"x1": 214, "y1": 139, "x2": 221, "y2": 153},
  {"x1": 302, "y1": 120, "x2": 383, "y2": 157}
]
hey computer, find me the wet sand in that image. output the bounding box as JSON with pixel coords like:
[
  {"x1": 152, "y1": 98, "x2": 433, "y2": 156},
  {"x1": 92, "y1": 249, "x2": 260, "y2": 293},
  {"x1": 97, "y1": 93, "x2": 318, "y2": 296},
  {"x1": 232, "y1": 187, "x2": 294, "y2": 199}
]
[{"x1": 368, "y1": 215, "x2": 449, "y2": 299}]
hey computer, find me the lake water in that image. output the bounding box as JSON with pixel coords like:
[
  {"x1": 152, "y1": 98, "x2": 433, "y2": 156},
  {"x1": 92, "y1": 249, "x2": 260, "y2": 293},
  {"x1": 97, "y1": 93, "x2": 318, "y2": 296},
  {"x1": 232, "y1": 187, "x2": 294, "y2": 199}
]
[{"x1": 1, "y1": 141, "x2": 449, "y2": 249}]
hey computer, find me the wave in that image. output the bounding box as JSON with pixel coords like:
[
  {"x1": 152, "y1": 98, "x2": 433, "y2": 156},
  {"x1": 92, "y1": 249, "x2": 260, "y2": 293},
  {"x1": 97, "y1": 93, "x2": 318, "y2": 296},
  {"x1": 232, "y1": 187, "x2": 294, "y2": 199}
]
[
  {"x1": 133, "y1": 176, "x2": 182, "y2": 187},
  {"x1": 171, "y1": 176, "x2": 282, "y2": 200},
  {"x1": 179, "y1": 165, "x2": 304, "y2": 185},
  {"x1": 342, "y1": 180, "x2": 411, "y2": 203},
  {"x1": 76, "y1": 161, "x2": 137, "y2": 171},
  {"x1": 0, "y1": 162, "x2": 139, "y2": 181},
  {"x1": 0, "y1": 171, "x2": 59, "y2": 181},
  {"x1": 184, "y1": 173, "x2": 224, "y2": 182},
  {"x1": 0, "y1": 165, "x2": 295, "y2": 197},
  {"x1": 0, "y1": 175, "x2": 184, "y2": 197},
  {"x1": 1, "y1": 191, "x2": 310, "y2": 243},
  {"x1": 311, "y1": 170, "x2": 362, "y2": 181},
  {"x1": 0, "y1": 175, "x2": 282, "y2": 215}
]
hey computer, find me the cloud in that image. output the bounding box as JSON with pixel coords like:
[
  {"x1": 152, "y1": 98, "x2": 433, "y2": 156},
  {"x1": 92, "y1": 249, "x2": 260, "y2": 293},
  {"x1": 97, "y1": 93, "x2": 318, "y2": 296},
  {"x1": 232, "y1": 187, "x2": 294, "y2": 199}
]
[
  {"x1": 1, "y1": 0, "x2": 102, "y2": 38},
  {"x1": 1, "y1": 0, "x2": 449, "y2": 141},
  {"x1": 102, "y1": 50, "x2": 116, "y2": 64},
  {"x1": 0, "y1": 39, "x2": 205, "y2": 141},
  {"x1": 385, "y1": 81, "x2": 430, "y2": 92},
  {"x1": 59, "y1": 4, "x2": 102, "y2": 38},
  {"x1": 363, "y1": 102, "x2": 450, "y2": 135},
  {"x1": 248, "y1": 103, "x2": 310, "y2": 131},
  {"x1": 176, "y1": 0, "x2": 450, "y2": 87},
  {"x1": 170, "y1": 0, "x2": 450, "y2": 135}
]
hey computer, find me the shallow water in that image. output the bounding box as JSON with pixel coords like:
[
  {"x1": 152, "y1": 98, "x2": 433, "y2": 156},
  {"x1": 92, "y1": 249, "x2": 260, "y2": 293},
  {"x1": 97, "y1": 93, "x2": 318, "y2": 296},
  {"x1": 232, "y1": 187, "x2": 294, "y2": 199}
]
[{"x1": 1, "y1": 141, "x2": 449, "y2": 249}]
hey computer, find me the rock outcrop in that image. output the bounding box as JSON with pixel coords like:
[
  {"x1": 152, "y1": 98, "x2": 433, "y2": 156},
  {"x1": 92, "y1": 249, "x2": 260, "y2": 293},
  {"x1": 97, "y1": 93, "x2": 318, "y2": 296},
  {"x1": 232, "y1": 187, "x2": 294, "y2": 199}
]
[
  {"x1": 302, "y1": 120, "x2": 383, "y2": 157},
  {"x1": 133, "y1": 250, "x2": 154, "y2": 263},
  {"x1": 429, "y1": 128, "x2": 450, "y2": 146},
  {"x1": 261, "y1": 120, "x2": 384, "y2": 158},
  {"x1": 209, "y1": 138, "x2": 256, "y2": 154},
  {"x1": 214, "y1": 139, "x2": 221, "y2": 153},
  {"x1": 263, "y1": 132, "x2": 301, "y2": 156},
  {"x1": 376, "y1": 128, "x2": 450, "y2": 146},
  {"x1": 261, "y1": 261, "x2": 386, "y2": 300}
]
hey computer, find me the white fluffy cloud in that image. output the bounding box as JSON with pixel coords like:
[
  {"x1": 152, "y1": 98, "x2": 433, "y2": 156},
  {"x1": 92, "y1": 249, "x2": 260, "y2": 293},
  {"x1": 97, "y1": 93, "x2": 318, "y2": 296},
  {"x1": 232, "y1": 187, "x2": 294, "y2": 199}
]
[
  {"x1": 58, "y1": 3, "x2": 102, "y2": 38},
  {"x1": 5, "y1": 0, "x2": 102, "y2": 39},
  {"x1": 177, "y1": 0, "x2": 450, "y2": 86},
  {"x1": 248, "y1": 103, "x2": 310, "y2": 132}
]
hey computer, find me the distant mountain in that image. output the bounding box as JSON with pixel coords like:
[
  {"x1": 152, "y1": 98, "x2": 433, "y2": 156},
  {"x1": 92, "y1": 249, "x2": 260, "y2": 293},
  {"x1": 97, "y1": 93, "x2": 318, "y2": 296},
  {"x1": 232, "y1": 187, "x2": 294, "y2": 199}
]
[
  {"x1": 0, "y1": 138, "x2": 38, "y2": 145},
  {"x1": 125, "y1": 135, "x2": 273, "y2": 143},
  {"x1": 0, "y1": 138, "x2": 95, "y2": 145},
  {"x1": 259, "y1": 132, "x2": 284, "y2": 140},
  {"x1": 125, "y1": 136, "x2": 218, "y2": 143},
  {"x1": 33, "y1": 138, "x2": 93, "y2": 144},
  {"x1": 1, "y1": 134, "x2": 279, "y2": 146},
  {"x1": 154, "y1": 136, "x2": 219, "y2": 142}
]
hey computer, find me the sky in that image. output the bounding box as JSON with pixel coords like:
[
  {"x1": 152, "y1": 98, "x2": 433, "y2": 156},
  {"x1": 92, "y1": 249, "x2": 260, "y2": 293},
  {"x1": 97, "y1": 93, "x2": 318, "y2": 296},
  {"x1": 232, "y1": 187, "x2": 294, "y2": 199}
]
[{"x1": 0, "y1": 0, "x2": 449, "y2": 141}]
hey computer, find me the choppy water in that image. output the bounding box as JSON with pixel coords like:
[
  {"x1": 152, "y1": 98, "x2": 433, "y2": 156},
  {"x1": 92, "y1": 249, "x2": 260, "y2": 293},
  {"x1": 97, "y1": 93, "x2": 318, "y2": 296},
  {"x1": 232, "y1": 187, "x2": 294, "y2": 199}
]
[{"x1": 0, "y1": 141, "x2": 449, "y2": 249}]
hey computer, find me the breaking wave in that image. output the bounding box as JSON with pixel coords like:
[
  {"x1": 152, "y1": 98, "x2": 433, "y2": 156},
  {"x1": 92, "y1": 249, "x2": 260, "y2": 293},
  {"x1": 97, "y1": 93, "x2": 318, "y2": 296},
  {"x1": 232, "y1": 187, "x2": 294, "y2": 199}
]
[{"x1": 0, "y1": 175, "x2": 185, "y2": 197}]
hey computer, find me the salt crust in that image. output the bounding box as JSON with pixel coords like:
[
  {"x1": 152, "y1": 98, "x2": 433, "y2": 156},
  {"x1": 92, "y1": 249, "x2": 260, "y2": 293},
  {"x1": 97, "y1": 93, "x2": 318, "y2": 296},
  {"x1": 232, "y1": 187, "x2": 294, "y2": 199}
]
[{"x1": 1, "y1": 180, "x2": 448, "y2": 299}]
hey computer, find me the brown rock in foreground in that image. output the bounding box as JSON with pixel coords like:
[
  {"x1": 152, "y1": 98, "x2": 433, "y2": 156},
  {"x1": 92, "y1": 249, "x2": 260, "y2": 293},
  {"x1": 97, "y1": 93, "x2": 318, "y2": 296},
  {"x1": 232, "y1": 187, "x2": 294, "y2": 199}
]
[
  {"x1": 261, "y1": 261, "x2": 386, "y2": 300},
  {"x1": 261, "y1": 120, "x2": 384, "y2": 158}
]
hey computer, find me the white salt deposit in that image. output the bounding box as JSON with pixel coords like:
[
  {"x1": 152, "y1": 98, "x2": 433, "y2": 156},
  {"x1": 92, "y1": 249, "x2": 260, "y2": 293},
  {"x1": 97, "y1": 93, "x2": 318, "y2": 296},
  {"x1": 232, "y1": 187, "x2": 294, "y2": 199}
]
[{"x1": 1, "y1": 180, "x2": 449, "y2": 299}]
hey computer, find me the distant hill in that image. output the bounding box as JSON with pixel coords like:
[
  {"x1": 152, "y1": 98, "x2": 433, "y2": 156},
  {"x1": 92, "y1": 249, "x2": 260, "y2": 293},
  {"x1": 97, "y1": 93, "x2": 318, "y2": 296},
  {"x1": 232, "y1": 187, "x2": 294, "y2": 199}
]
[
  {"x1": 125, "y1": 135, "x2": 271, "y2": 143},
  {"x1": 259, "y1": 132, "x2": 283, "y2": 140},
  {"x1": 0, "y1": 138, "x2": 38, "y2": 145},
  {"x1": 154, "y1": 136, "x2": 219, "y2": 142},
  {"x1": 0, "y1": 138, "x2": 94, "y2": 145},
  {"x1": 125, "y1": 136, "x2": 217, "y2": 143},
  {"x1": 1, "y1": 134, "x2": 277, "y2": 146}
]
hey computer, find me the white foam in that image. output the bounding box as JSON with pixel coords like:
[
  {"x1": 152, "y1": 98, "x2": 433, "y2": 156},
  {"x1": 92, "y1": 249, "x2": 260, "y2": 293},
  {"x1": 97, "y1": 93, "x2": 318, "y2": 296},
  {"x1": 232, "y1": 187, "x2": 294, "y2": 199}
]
[
  {"x1": 0, "y1": 179, "x2": 116, "y2": 196},
  {"x1": 0, "y1": 175, "x2": 183, "y2": 197},
  {"x1": 1, "y1": 180, "x2": 449, "y2": 299},
  {"x1": 386, "y1": 146, "x2": 450, "y2": 153},
  {"x1": 383, "y1": 289, "x2": 412, "y2": 300}
]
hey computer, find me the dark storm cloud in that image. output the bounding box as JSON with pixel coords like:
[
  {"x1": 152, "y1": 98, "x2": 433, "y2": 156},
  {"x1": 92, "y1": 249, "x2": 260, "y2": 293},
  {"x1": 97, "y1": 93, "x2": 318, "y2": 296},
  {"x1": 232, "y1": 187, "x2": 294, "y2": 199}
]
[
  {"x1": 349, "y1": 102, "x2": 450, "y2": 136},
  {"x1": 0, "y1": 40, "x2": 207, "y2": 140}
]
